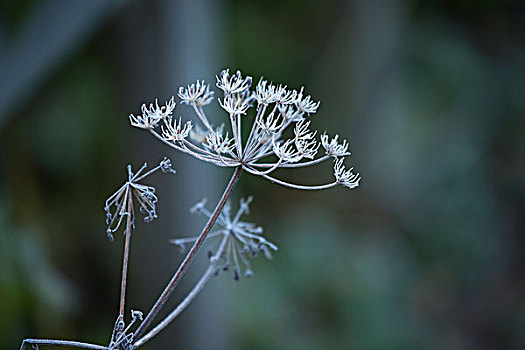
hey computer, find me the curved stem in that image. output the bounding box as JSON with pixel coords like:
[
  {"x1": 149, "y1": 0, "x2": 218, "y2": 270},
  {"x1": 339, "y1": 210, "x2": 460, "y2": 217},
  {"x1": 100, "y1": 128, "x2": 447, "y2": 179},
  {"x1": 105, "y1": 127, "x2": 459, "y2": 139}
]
[
  {"x1": 149, "y1": 130, "x2": 218, "y2": 165},
  {"x1": 149, "y1": 129, "x2": 185, "y2": 153},
  {"x1": 243, "y1": 158, "x2": 282, "y2": 176},
  {"x1": 130, "y1": 166, "x2": 243, "y2": 343},
  {"x1": 182, "y1": 140, "x2": 238, "y2": 166},
  {"x1": 243, "y1": 166, "x2": 337, "y2": 190},
  {"x1": 249, "y1": 155, "x2": 330, "y2": 168},
  {"x1": 20, "y1": 339, "x2": 107, "y2": 350},
  {"x1": 133, "y1": 234, "x2": 230, "y2": 348}
]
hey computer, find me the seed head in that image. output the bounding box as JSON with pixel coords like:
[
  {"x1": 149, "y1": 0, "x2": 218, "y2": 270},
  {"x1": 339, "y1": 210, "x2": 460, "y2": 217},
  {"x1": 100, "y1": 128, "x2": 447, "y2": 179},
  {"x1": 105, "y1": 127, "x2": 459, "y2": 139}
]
[
  {"x1": 104, "y1": 158, "x2": 176, "y2": 241},
  {"x1": 333, "y1": 157, "x2": 360, "y2": 189},
  {"x1": 161, "y1": 116, "x2": 193, "y2": 142},
  {"x1": 129, "y1": 98, "x2": 175, "y2": 129},
  {"x1": 321, "y1": 133, "x2": 350, "y2": 157},
  {"x1": 216, "y1": 69, "x2": 253, "y2": 95},
  {"x1": 178, "y1": 80, "x2": 214, "y2": 107},
  {"x1": 171, "y1": 197, "x2": 277, "y2": 279},
  {"x1": 129, "y1": 69, "x2": 360, "y2": 191}
]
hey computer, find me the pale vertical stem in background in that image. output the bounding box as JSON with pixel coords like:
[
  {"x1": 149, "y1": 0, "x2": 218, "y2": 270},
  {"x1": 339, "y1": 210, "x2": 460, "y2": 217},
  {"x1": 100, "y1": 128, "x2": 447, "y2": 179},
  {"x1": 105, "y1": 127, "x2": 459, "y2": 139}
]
[
  {"x1": 118, "y1": 1, "x2": 227, "y2": 348},
  {"x1": 117, "y1": 3, "x2": 178, "y2": 350},
  {"x1": 313, "y1": 0, "x2": 404, "y2": 200},
  {"x1": 160, "y1": 0, "x2": 228, "y2": 349}
]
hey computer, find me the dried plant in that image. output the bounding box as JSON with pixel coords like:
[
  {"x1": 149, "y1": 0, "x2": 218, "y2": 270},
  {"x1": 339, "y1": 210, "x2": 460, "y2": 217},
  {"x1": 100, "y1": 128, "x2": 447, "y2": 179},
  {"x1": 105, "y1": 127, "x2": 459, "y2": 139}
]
[{"x1": 20, "y1": 69, "x2": 360, "y2": 350}]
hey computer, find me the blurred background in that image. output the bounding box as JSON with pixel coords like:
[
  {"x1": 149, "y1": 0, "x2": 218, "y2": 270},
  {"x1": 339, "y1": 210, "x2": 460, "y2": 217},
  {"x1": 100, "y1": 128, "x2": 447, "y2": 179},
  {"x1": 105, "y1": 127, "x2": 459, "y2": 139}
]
[{"x1": 1, "y1": 0, "x2": 524, "y2": 349}]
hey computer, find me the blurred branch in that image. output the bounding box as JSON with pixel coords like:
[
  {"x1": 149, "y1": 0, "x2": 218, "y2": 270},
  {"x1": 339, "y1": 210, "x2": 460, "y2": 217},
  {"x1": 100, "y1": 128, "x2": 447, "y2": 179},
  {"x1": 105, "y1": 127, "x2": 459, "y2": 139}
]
[{"x1": 0, "y1": 0, "x2": 128, "y2": 129}]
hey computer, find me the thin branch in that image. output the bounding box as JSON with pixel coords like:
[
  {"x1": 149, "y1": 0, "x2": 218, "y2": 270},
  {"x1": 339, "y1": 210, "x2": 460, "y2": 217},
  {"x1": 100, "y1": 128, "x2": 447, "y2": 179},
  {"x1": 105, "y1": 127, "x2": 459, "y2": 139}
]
[
  {"x1": 132, "y1": 163, "x2": 162, "y2": 183},
  {"x1": 243, "y1": 166, "x2": 338, "y2": 190},
  {"x1": 149, "y1": 129, "x2": 236, "y2": 167},
  {"x1": 229, "y1": 113, "x2": 242, "y2": 157},
  {"x1": 243, "y1": 104, "x2": 268, "y2": 159},
  {"x1": 249, "y1": 154, "x2": 330, "y2": 168},
  {"x1": 191, "y1": 103, "x2": 214, "y2": 133},
  {"x1": 20, "y1": 339, "x2": 107, "y2": 350},
  {"x1": 119, "y1": 194, "x2": 133, "y2": 317},
  {"x1": 130, "y1": 166, "x2": 243, "y2": 343},
  {"x1": 182, "y1": 139, "x2": 238, "y2": 166},
  {"x1": 248, "y1": 115, "x2": 296, "y2": 161},
  {"x1": 169, "y1": 230, "x2": 224, "y2": 246},
  {"x1": 243, "y1": 158, "x2": 283, "y2": 176}
]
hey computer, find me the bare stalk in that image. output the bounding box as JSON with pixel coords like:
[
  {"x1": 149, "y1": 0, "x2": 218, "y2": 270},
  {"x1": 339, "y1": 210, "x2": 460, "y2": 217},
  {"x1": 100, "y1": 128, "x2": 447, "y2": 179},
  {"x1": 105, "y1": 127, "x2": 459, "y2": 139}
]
[
  {"x1": 20, "y1": 339, "x2": 107, "y2": 350},
  {"x1": 133, "y1": 234, "x2": 230, "y2": 348},
  {"x1": 131, "y1": 166, "x2": 243, "y2": 343},
  {"x1": 119, "y1": 195, "x2": 133, "y2": 317}
]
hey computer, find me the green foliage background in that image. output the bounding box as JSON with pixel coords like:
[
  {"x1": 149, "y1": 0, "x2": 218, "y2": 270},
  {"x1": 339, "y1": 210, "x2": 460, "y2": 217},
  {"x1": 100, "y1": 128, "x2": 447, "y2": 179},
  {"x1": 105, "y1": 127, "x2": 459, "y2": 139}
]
[{"x1": 1, "y1": 1, "x2": 524, "y2": 349}]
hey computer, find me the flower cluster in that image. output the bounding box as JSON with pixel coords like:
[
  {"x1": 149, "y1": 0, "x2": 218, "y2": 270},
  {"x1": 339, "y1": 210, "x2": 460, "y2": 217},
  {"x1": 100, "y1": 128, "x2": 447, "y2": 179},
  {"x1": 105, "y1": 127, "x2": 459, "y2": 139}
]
[
  {"x1": 171, "y1": 197, "x2": 277, "y2": 280},
  {"x1": 104, "y1": 157, "x2": 176, "y2": 241},
  {"x1": 129, "y1": 69, "x2": 360, "y2": 190},
  {"x1": 108, "y1": 310, "x2": 144, "y2": 350},
  {"x1": 129, "y1": 98, "x2": 176, "y2": 130}
]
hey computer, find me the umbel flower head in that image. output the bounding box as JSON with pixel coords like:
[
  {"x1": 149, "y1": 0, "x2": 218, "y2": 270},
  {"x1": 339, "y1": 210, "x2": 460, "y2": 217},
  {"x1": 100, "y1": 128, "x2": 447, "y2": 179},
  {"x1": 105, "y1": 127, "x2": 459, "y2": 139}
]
[
  {"x1": 104, "y1": 157, "x2": 176, "y2": 241},
  {"x1": 129, "y1": 69, "x2": 360, "y2": 190},
  {"x1": 170, "y1": 197, "x2": 277, "y2": 280}
]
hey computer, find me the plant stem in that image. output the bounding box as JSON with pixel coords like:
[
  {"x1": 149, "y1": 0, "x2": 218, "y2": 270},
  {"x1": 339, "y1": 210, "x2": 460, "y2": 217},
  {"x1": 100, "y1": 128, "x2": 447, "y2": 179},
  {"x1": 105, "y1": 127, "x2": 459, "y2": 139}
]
[
  {"x1": 131, "y1": 166, "x2": 243, "y2": 344},
  {"x1": 119, "y1": 195, "x2": 133, "y2": 317},
  {"x1": 20, "y1": 339, "x2": 107, "y2": 350},
  {"x1": 133, "y1": 234, "x2": 230, "y2": 348}
]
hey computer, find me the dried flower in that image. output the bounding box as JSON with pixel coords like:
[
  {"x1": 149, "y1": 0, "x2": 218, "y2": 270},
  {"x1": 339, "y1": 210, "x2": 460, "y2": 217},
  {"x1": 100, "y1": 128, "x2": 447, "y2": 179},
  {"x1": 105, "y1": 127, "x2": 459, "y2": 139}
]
[
  {"x1": 162, "y1": 116, "x2": 193, "y2": 142},
  {"x1": 333, "y1": 157, "x2": 360, "y2": 189},
  {"x1": 108, "y1": 309, "x2": 144, "y2": 350},
  {"x1": 203, "y1": 125, "x2": 235, "y2": 155},
  {"x1": 293, "y1": 120, "x2": 319, "y2": 159},
  {"x1": 219, "y1": 93, "x2": 251, "y2": 116},
  {"x1": 216, "y1": 69, "x2": 253, "y2": 95},
  {"x1": 104, "y1": 158, "x2": 176, "y2": 241},
  {"x1": 272, "y1": 139, "x2": 301, "y2": 163},
  {"x1": 321, "y1": 133, "x2": 350, "y2": 157},
  {"x1": 178, "y1": 80, "x2": 214, "y2": 107},
  {"x1": 129, "y1": 69, "x2": 360, "y2": 190},
  {"x1": 129, "y1": 98, "x2": 175, "y2": 129},
  {"x1": 274, "y1": 85, "x2": 297, "y2": 105},
  {"x1": 171, "y1": 197, "x2": 277, "y2": 279},
  {"x1": 255, "y1": 79, "x2": 277, "y2": 105},
  {"x1": 295, "y1": 87, "x2": 320, "y2": 115},
  {"x1": 278, "y1": 104, "x2": 304, "y2": 122},
  {"x1": 256, "y1": 109, "x2": 283, "y2": 134}
]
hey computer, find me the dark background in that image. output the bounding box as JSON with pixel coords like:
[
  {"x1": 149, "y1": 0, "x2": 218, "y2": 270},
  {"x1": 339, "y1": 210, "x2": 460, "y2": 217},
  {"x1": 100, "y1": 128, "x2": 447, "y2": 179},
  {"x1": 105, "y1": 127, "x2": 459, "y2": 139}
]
[{"x1": 1, "y1": 0, "x2": 524, "y2": 349}]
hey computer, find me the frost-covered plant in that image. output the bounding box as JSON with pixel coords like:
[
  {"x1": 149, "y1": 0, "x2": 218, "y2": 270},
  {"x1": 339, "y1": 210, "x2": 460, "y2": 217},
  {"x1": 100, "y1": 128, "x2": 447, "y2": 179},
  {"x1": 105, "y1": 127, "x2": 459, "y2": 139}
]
[
  {"x1": 20, "y1": 69, "x2": 360, "y2": 350},
  {"x1": 131, "y1": 69, "x2": 359, "y2": 190},
  {"x1": 171, "y1": 196, "x2": 278, "y2": 280}
]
